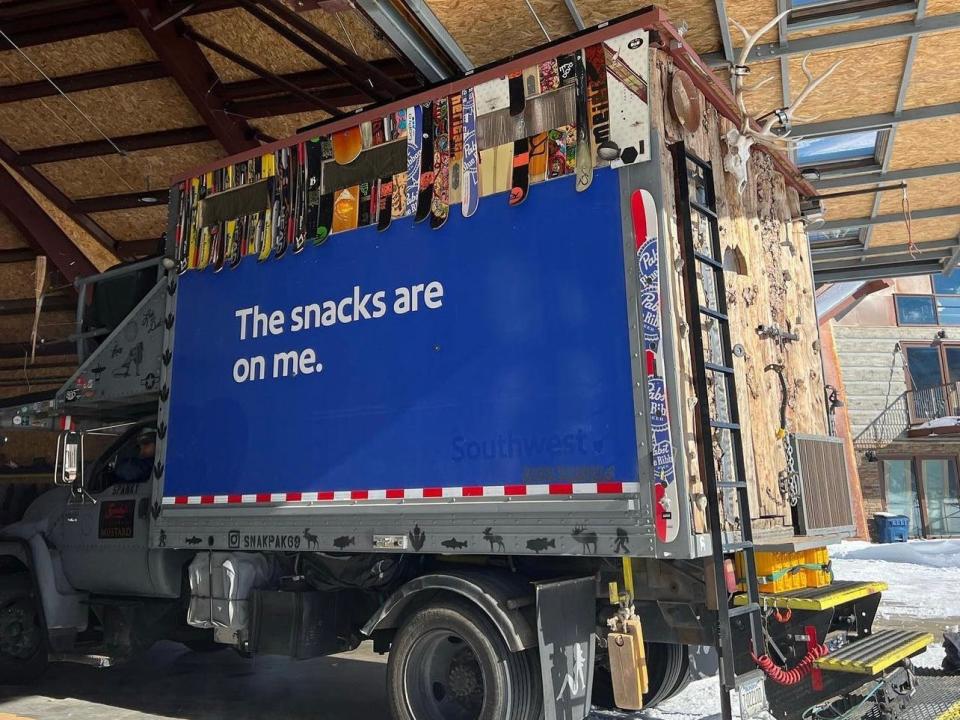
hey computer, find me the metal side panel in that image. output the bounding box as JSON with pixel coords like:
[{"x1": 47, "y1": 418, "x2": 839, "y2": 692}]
[
  {"x1": 56, "y1": 279, "x2": 166, "y2": 414},
  {"x1": 152, "y1": 171, "x2": 660, "y2": 558}
]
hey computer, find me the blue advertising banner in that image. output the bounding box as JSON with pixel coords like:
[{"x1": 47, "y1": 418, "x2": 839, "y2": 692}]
[{"x1": 163, "y1": 170, "x2": 639, "y2": 498}]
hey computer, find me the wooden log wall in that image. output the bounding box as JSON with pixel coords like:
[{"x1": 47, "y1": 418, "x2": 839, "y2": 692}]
[{"x1": 650, "y1": 49, "x2": 828, "y2": 536}]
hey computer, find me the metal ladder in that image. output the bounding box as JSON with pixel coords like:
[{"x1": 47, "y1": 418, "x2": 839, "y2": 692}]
[{"x1": 670, "y1": 143, "x2": 765, "y2": 719}]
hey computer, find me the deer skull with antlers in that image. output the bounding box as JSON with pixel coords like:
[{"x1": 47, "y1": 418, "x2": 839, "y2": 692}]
[{"x1": 724, "y1": 10, "x2": 843, "y2": 194}]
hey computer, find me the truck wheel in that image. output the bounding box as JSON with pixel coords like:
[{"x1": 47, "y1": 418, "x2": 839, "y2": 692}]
[
  {"x1": 387, "y1": 599, "x2": 542, "y2": 720},
  {"x1": 591, "y1": 641, "x2": 689, "y2": 711},
  {"x1": 0, "y1": 574, "x2": 47, "y2": 685}
]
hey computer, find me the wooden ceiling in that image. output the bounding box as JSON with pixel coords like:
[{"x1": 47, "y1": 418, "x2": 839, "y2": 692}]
[{"x1": 0, "y1": 0, "x2": 958, "y2": 394}]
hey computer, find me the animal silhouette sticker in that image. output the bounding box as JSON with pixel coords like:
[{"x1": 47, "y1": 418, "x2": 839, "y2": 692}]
[
  {"x1": 441, "y1": 538, "x2": 468, "y2": 550},
  {"x1": 526, "y1": 537, "x2": 556, "y2": 554},
  {"x1": 483, "y1": 527, "x2": 505, "y2": 552},
  {"x1": 409, "y1": 524, "x2": 426, "y2": 551},
  {"x1": 303, "y1": 528, "x2": 319, "y2": 549},
  {"x1": 571, "y1": 526, "x2": 597, "y2": 554},
  {"x1": 333, "y1": 535, "x2": 355, "y2": 550}
]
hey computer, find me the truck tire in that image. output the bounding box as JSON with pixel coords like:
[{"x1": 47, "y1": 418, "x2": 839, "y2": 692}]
[
  {"x1": 0, "y1": 573, "x2": 47, "y2": 685},
  {"x1": 387, "y1": 598, "x2": 542, "y2": 720}
]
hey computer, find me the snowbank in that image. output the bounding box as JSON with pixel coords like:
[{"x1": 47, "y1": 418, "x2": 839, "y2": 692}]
[{"x1": 831, "y1": 539, "x2": 960, "y2": 569}]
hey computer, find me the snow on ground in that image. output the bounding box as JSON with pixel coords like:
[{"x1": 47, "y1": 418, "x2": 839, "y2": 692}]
[{"x1": 629, "y1": 540, "x2": 959, "y2": 720}]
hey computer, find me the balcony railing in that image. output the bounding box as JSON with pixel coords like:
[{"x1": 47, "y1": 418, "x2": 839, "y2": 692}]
[{"x1": 908, "y1": 381, "x2": 960, "y2": 426}]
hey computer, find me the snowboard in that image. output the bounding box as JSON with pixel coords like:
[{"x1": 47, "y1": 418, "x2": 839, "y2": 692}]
[
  {"x1": 448, "y1": 91, "x2": 464, "y2": 207},
  {"x1": 523, "y1": 65, "x2": 541, "y2": 98},
  {"x1": 415, "y1": 101, "x2": 435, "y2": 223},
  {"x1": 404, "y1": 105, "x2": 422, "y2": 218},
  {"x1": 272, "y1": 147, "x2": 290, "y2": 259},
  {"x1": 358, "y1": 181, "x2": 374, "y2": 227},
  {"x1": 528, "y1": 131, "x2": 548, "y2": 183},
  {"x1": 359, "y1": 120, "x2": 373, "y2": 150},
  {"x1": 391, "y1": 109, "x2": 409, "y2": 220},
  {"x1": 332, "y1": 125, "x2": 362, "y2": 165},
  {"x1": 509, "y1": 138, "x2": 530, "y2": 206},
  {"x1": 461, "y1": 88, "x2": 479, "y2": 217},
  {"x1": 602, "y1": 30, "x2": 650, "y2": 166},
  {"x1": 507, "y1": 69, "x2": 524, "y2": 116},
  {"x1": 584, "y1": 44, "x2": 612, "y2": 167},
  {"x1": 539, "y1": 58, "x2": 560, "y2": 93},
  {"x1": 574, "y1": 50, "x2": 593, "y2": 192},
  {"x1": 332, "y1": 185, "x2": 359, "y2": 234},
  {"x1": 431, "y1": 97, "x2": 450, "y2": 229},
  {"x1": 631, "y1": 188, "x2": 678, "y2": 544},
  {"x1": 473, "y1": 76, "x2": 510, "y2": 115}
]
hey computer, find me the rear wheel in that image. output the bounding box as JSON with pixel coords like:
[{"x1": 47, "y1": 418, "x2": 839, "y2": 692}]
[
  {"x1": 0, "y1": 573, "x2": 47, "y2": 685},
  {"x1": 387, "y1": 599, "x2": 541, "y2": 720}
]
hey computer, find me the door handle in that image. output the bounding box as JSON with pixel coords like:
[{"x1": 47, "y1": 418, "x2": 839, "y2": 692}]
[{"x1": 65, "y1": 510, "x2": 79, "y2": 523}]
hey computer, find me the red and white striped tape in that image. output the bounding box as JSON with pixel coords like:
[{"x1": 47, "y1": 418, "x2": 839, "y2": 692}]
[{"x1": 162, "y1": 481, "x2": 639, "y2": 507}]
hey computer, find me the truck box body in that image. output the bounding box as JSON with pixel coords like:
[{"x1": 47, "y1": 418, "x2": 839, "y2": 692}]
[{"x1": 159, "y1": 166, "x2": 670, "y2": 557}]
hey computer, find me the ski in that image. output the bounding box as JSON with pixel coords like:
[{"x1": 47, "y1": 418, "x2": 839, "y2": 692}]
[
  {"x1": 315, "y1": 191, "x2": 334, "y2": 244},
  {"x1": 292, "y1": 142, "x2": 307, "y2": 253},
  {"x1": 461, "y1": 88, "x2": 479, "y2": 218},
  {"x1": 196, "y1": 171, "x2": 212, "y2": 269},
  {"x1": 404, "y1": 105, "x2": 421, "y2": 218},
  {"x1": 331, "y1": 125, "x2": 362, "y2": 165},
  {"x1": 377, "y1": 176, "x2": 394, "y2": 231},
  {"x1": 415, "y1": 101, "x2": 435, "y2": 223},
  {"x1": 224, "y1": 163, "x2": 243, "y2": 268},
  {"x1": 507, "y1": 69, "x2": 524, "y2": 116},
  {"x1": 574, "y1": 50, "x2": 593, "y2": 192},
  {"x1": 603, "y1": 30, "x2": 650, "y2": 167},
  {"x1": 430, "y1": 97, "x2": 450, "y2": 230},
  {"x1": 306, "y1": 137, "x2": 323, "y2": 244},
  {"x1": 509, "y1": 138, "x2": 530, "y2": 206},
  {"x1": 631, "y1": 188, "x2": 678, "y2": 543},
  {"x1": 272, "y1": 147, "x2": 289, "y2": 258},
  {"x1": 448, "y1": 92, "x2": 464, "y2": 208},
  {"x1": 258, "y1": 155, "x2": 275, "y2": 262},
  {"x1": 212, "y1": 166, "x2": 230, "y2": 271},
  {"x1": 358, "y1": 181, "x2": 373, "y2": 227}
]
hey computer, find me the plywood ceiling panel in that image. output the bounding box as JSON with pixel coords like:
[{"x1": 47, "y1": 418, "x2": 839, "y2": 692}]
[
  {"x1": 822, "y1": 185, "x2": 877, "y2": 220},
  {"x1": 723, "y1": 0, "x2": 781, "y2": 47},
  {"x1": 878, "y1": 173, "x2": 960, "y2": 214},
  {"x1": 91, "y1": 206, "x2": 168, "y2": 242},
  {"x1": 0, "y1": 79, "x2": 202, "y2": 151},
  {"x1": 252, "y1": 110, "x2": 335, "y2": 142},
  {"x1": 37, "y1": 141, "x2": 224, "y2": 199},
  {"x1": 926, "y1": 0, "x2": 960, "y2": 15},
  {"x1": 870, "y1": 215, "x2": 960, "y2": 246},
  {"x1": 185, "y1": 8, "x2": 392, "y2": 83},
  {"x1": 890, "y1": 116, "x2": 960, "y2": 169},
  {"x1": 903, "y1": 30, "x2": 960, "y2": 110},
  {"x1": 0, "y1": 212, "x2": 30, "y2": 250},
  {"x1": 785, "y1": 39, "x2": 907, "y2": 122},
  {"x1": 0, "y1": 29, "x2": 154, "y2": 85}
]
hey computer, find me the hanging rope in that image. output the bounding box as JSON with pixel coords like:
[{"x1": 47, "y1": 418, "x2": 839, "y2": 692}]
[{"x1": 902, "y1": 184, "x2": 915, "y2": 258}]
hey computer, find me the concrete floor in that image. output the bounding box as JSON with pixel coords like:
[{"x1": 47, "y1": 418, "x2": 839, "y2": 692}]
[{"x1": 0, "y1": 642, "x2": 390, "y2": 720}]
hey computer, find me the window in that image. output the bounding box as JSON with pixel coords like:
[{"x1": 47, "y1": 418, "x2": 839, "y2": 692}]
[
  {"x1": 881, "y1": 459, "x2": 923, "y2": 537},
  {"x1": 881, "y1": 457, "x2": 960, "y2": 538},
  {"x1": 902, "y1": 343, "x2": 960, "y2": 421},
  {"x1": 796, "y1": 129, "x2": 887, "y2": 179},
  {"x1": 788, "y1": 0, "x2": 917, "y2": 28},
  {"x1": 895, "y1": 271, "x2": 960, "y2": 326},
  {"x1": 807, "y1": 226, "x2": 863, "y2": 250}
]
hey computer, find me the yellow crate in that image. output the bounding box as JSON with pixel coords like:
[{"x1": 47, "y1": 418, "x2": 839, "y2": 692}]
[{"x1": 736, "y1": 548, "x2": 832, "y2": 595}]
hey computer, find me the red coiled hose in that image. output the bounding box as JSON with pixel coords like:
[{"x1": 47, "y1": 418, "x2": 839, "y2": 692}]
[{"x1": 751, "y1": 644, "x2": 829, "y2": 686}]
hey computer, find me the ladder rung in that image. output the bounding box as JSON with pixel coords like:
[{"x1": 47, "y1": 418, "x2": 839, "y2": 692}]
[
  {"x1": 690, "y1": 200, "x2": 718, "y2": 219},
  {"x1": 704, "y1": 362, "x2": 735, "y2": 375},
  {"x1": 717, "y1": 481, "x2": 748, "y2": 488},
  {"x1": 698, "y1": 305, "x2": 728, "y2": 322},
  {"x1": 728, "y1": 602, "x2": 760, "y2": 618},
  {"x1": 693, "y1": 251, "x2": 723, "y2": 270},
  {"x1": 723, "y1": 541, "x2": 753, "y2": 552},
  {"x1": 710, "y1": 420, "x2": 740, "y2": 431}
]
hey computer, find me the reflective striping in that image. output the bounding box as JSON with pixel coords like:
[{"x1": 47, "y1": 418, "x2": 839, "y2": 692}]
[
  {"x1": 162, "y1": 481, "x2": 639, "y2": 506},
  {"x1": 733, "y1": 580, "x2": 887, "y2": 611},
  {"x1": 815, "y1": 630, "x2": 933, "y2": 676}
]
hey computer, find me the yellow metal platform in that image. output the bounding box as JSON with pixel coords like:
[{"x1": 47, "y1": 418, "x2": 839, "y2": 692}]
[
  {"x1": 814, "y1": 629, "x2": 934, "y2": 676},
  {"x1": 733, "y1": 579, "x2": 887, "y2": 611}
]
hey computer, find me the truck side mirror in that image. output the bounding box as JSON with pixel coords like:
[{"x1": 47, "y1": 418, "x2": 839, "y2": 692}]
[{"x1": 55, "y1": 430, "x2": 84, "y2": 487}]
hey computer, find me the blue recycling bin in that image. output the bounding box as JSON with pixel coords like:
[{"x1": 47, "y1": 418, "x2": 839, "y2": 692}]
[{"x1": 873, "y1": 514, "x2": 909, "y2": 543}]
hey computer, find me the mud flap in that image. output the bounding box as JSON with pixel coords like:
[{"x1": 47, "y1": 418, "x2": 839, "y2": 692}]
[{"x1": 536, "y1": 577, "x2": 596, "y2": 720}]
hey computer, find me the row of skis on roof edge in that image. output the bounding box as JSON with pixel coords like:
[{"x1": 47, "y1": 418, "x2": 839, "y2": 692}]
[{"x1": 174, "y1": 29, "x2": 652, "y2": 274}]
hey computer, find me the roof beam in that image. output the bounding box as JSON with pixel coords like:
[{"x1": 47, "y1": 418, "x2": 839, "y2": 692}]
[
  {"x1": 0, "y1": 165, "x2": 97, "y2": 284},
  {"x1": 0, "y1": 340, "x2": 76, "y2": 359},
  {"x1": 115, "y1": 238, "x2": 164, "y2": 258},
  {"x1": 703, "y1": 11, "x2": 960, "y2": 65},
  {"x1": 0, "y1": 62, "x2": 167, "y2": 104},
  {"x1": 793, "y1": 100, "x2": 960, "y2": 138},
  {"x1": 115, "y1": 0, "x2": 259, "y2": 156},
  {"x1": 0, "y1": 295, "x2": 75, "y2": 317},
  {"x1": 74, "y1": 190, "x2": 169, "y2": 213},
  {"x1": 0, "y1": 140, "x2": 117, "y2": 251},
  {"x1": 813, "y1": 247, "x2": 954, "y2": 271},
  {"x1": 814, "y1": 258, "x2": 945, "y2": 283},
  {"x1": 0, "y1": 248, "x2": 37, "y2": 264},
  {"x1": 813, "y1": 160, "x2": 960, "y2": 189},
  {"x1": 17, "y1": 127, "x2": 214, "y2": 165},
  {"x1": 812, "y1": 237, "x2": 960, "y2": 260},
  {"x1": 819, "y1": 204, "x2": 960, "y2": 230}
]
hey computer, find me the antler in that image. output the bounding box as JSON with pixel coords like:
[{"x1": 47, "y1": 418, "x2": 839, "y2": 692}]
[{"x1": 729, "y1": 10, "x2": 792, "y2": 126}]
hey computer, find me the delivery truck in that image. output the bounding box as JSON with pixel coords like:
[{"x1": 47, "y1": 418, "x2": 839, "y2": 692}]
[{"x1": 0, "y1": 7, "x2": 936, "y2": 720}]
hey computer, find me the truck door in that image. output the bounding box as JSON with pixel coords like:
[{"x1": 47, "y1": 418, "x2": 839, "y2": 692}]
[{"x1": 59, "y1": 426, "x2": 159, "y2": 596}]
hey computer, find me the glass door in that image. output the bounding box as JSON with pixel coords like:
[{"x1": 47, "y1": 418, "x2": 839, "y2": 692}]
[
  {"x1": 920, "y1": 458, "x2": 960, "y2": 537},
  {"x1": 882, "y1": 459, "x2": 923, "y2": 537}
]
